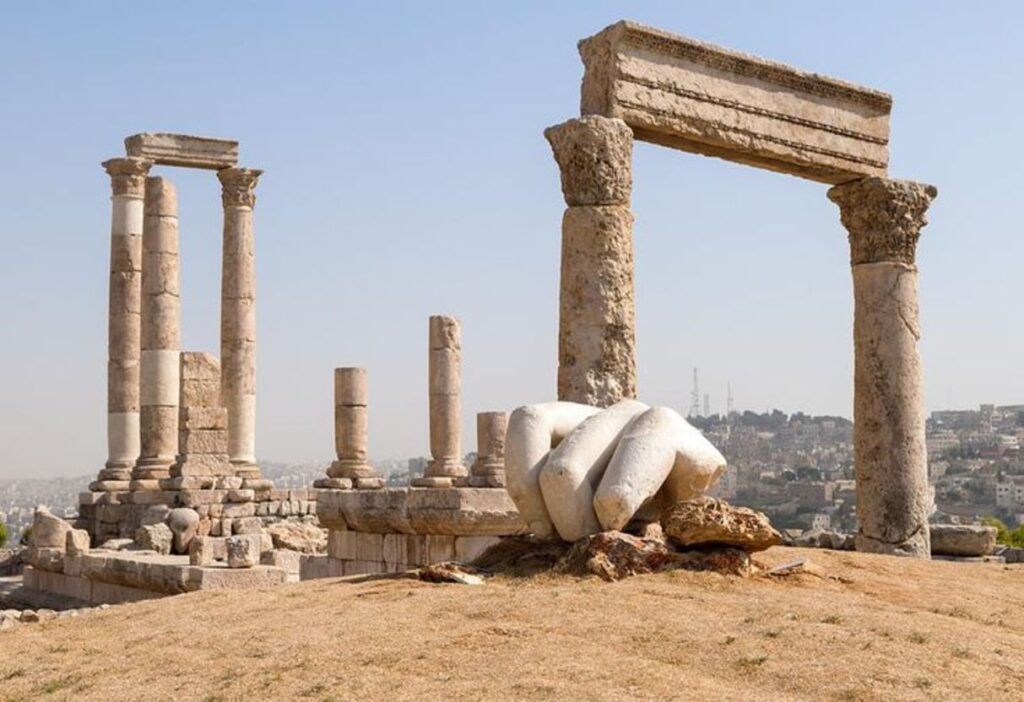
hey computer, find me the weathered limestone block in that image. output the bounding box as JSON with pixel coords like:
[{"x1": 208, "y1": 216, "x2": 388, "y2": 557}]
[
  {"x1": 226, "y1": 534, "x2": 260, "y2": 568},
  {"x1": 125, "y1": 133, "x2": 239, "y2": 170},
  {"x1": 662, "y1": 498, "x2": 780, "y2": 553},
  {"x1": 505, "y1": 402, "x2": 602, "y2": 539},
  {"x1": 30, "y1": 507, "x2": 72, "y2": 549},
  {"x1": 545, "y1": 115, "x2": 633, "y2": 206},
  {"x1": 264, "y1": 521, "x2": 326, "y2": 553},
  {"x1": 189, "y1": 535, "x2": 216, "y2": 566},
  {"x1": 929, "y1": 525, "x2": 997, "y2": 557},
  {"x1": 579, "y1": 21, "x2": 891, "y2": 183},
  {"x1": 829, "y1": 177, "x2": 937, "y2": 559},
  {"x1": 134, "y1": 523, "x2": 172, "y2": 555},
  {"x1": 66, "y1": 529, "x2": 91, "y2": 557},
  {"x1": 407, "y1": 488, "x2": 528, "y2": 536},
  {"x1": 540, "y1": 400, "x2": 649, "y2": 541},
  {"x1": 594, "y1": 407, "x2": 726, "y2": 531}
]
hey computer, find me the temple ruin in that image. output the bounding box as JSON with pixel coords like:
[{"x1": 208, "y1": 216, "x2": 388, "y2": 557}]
[{"x1": 546, "y1": 21, "x2": 936, "y2": 557}]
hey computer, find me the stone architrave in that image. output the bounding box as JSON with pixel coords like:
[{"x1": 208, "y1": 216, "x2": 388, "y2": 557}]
[
  {"x1": 468, "y1": 411, "x2": 509, "y2": 488},
  {"x1": 545, "y1": 116, "x2": 636, "y2": 408},
  {"x1": 217, "y1": 167, "x2": 263, "y2": 481},
  {"x1": 578, "y1": 21, "x2": 891, "y2": 184},
  {"x1": 125, "y1": 133, "x2": 239, "y2": 170},
  {"x1": 413, "y1": 316, "x2": 468, "y2": 487},
  {"x1": 95, "y1": 157, "x2": 152, "y2": 491},
  {"x1": 828, "y1": 176, "x2": 937, "y2": 559},
  {"x1": 133, "y1": 177, "x2": 182, "y2": 490},
  {"x1": 317, "y1": 368, "x2": 383, "y2": 490}
]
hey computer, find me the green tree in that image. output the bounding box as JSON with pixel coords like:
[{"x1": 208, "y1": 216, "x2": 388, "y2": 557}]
[{"x1": 0, "y1": 522, "x2": 7, "y2": 549}]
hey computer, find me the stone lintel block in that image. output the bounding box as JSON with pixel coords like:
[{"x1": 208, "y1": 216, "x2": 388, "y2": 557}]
[
  {"x1": 578, "y1": 20, "x2": 891, "y2": 184},
  {"x1": 125, "y1": 133, "x2": 239, "y2": 170},
  {"x1": 317, "y1": 488, "x2": 412, "y2": 534}
]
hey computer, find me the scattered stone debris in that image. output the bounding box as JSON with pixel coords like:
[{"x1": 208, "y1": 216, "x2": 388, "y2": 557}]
[
  {"x1": 782, "y1": 529, "x2": 856, "y2": 551},
  {"x1": 419, "y1": 562, "x2": 485, "y2": 586},
  {"x1": 662, "y1": 498, "x2": 781, "y2": 552},
  {"x1": 0, "y1": 605, "x2": 101, "y2": 632}
]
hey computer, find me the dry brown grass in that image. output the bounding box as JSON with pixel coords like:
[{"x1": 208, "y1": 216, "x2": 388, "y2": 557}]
[{"x1": 1, "y1": 546, "x2": 1022, "y2": 701}]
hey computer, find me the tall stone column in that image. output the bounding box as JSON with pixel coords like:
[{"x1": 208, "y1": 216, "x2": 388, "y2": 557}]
[
  {"x1": 545, "y1": 116, "x2": 636, "y2": 408},
  {"x1": 828, "y1": 176, "x2": 938, "y2": 558},
  {"x1": 217, "y1": 167, "x2": 263, "y2": 481},
  {"x1": 132, "y1": 177, "x2": 181, "y2": 490},
  {"x1": 95, "y1": 157, "x2": 152, "y2": 491},
  {"x1": 315, "y1": 368, "x2": 384, "y2": 490},
  {"x1": 412, "y1": 315, "x2": 468, "y2": 487},
  {"x1": 468, "y1": 411, "x2": 508, "y2": 488}
]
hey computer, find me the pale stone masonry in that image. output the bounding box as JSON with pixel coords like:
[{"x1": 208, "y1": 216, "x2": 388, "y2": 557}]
[
  {"x1": 413, "y1": 316, "x2": 469, "y2": 487},
  {"x1": 828, "y1": 177, "x2": 937, "y2": 558},
  {"x1": 578, "y1": 20, "x2": 891, "y2": 184},
  {"x1": 125, "y1": 133, "x2": 239, "y2": 170},
  {"x1": 133, "y1": 177, "x2": 182, "y2": 490},
  {"x1": 469, "y1": 411, "x2": 508, "y2": 488},
  {"x1": 97, "y1": 157, "x2": 152, "y2": 491},
  {"x1": 545, "y1": 116, "x2": 637, "y2": 407},
  {"x1": 169, "y1": 352, "x2": 233, "y2": 482},
  {"x1": 218, "y1": 167, "x2": 263, "y2": 480},
  {"x1": 316, "y1": 368, "x2": 384, "y2": 490}
]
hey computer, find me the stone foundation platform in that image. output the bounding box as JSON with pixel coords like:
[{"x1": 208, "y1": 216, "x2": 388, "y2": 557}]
[
  {"x1": 306, "y1": 487, "x2": 525, "y2": 578},
  {"x1": 23, "y1": 550, "x2": 288, "y2": 606},
  {"x1": 77, "y1": 487, "x2": 318, "y2": 544}
]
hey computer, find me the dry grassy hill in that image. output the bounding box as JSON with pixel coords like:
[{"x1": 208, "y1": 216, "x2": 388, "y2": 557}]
[{"x1": 1, "y1": 546, "x2": 1022, "y2": 701}]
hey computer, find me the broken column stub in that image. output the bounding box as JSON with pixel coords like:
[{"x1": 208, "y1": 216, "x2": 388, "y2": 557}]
[
  {"x1": 413, "y1": 316, "x2": 468, "y2": 487},
  {"x1": 828, "y1": 176, "x2": 937, "y2": 559},
  {"x1": 133, "y1": 176, "x2": 182, "y2": 490},
  {"x1": 546, "y1": 116, "x2": 637, "y2": 408},
  {"x1": 468, "y1": 411, "x2": 509, "y2": 488},
  {"x1": 317, "y1": 367, "x2": 384, "y2": 490}
]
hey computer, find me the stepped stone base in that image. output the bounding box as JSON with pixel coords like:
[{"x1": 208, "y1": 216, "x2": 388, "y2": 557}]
[{"x1": 305, "y1": 487, "x2": 524, "y2": 580}]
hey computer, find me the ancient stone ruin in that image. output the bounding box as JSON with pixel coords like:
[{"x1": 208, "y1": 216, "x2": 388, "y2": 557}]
[
  {"x1": 546, "y1": 21, "x2": 937, "y2": 558},
  {"x1": 19, "y1": 19, "x2": 946, "y2": 611}
]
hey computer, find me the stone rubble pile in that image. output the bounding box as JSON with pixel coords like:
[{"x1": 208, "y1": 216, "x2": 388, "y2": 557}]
[{"x1": 1, "y1": 604, "x2": 110, "y2": 632}]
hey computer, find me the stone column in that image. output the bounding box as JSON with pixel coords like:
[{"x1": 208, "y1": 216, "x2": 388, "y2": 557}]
[
  {"x1": 94, "y1": 157, "x2": 152, "y2": 492},
  {"x1": 132, "y1": 177, "x2": 181, "y2": 490},
  {"x1": 545, "y1": 116, "x2": 636, "y2": 408},
  {"x1": 468, "y1": 411, "x2": 508, "y2": 488},
  {"x1": 412, "y1": 315, "x2": 468, "y2": 487},
  {"x1": 828, "y1": 176, "x2": 938, "y2": 559},
  {"x1": 217, "y1": 167, "x2": 263, "y2": 481},
  {"x1": 316, "y1": 368, "x2": 383, "y2": 490}
]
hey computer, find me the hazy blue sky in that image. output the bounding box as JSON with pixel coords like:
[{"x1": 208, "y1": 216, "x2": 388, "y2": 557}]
[{"x1": 1, "y1": 2, "x2": 1022, "y2": 478}]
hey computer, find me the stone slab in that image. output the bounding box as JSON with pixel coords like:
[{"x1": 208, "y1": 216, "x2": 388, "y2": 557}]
[
  {"x1": 578, "y1": 20, "x2": 890, "y2": 184},
  {"x1": 125, "y1": 133, "x2": 239, "y2": 170},
  {"x1": 317, "y1": 487, "x2": 527, "y2": 536}
]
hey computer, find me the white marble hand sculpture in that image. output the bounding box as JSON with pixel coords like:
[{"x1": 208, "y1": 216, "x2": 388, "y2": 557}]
[{"x1": 505, "y1": 400, "x2": 727, "y2": 542}]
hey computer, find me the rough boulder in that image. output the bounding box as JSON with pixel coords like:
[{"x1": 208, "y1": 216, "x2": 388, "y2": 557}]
[{"x1": 662, "y1": 497, "x2": 780, "y2": 553}]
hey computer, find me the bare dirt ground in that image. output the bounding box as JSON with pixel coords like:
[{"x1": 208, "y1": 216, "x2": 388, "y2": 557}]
[{"x1": 1, "y1": 546, "x2": 1022, "y2": 701}]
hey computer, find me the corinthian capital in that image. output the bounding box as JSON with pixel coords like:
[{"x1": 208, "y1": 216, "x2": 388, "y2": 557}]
[
  {"x1": 828, "y1": 177, "x2": 937, "y2": 266},
  {"x1": 217, "y1": 167, "x2": 263, "y2": 209},
  {"x1": 102, "y1": 157, "x2": 153, "y2": 198}
]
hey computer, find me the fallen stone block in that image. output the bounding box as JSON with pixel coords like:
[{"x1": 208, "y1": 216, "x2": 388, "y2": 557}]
[
  {"x1": 929, "y1": 525, "x2": 997, "y2": 557},
  {"x1": 662, "y1": 498, "x2": 780, "y2": 553},
  {"x1": 226, "y1": 534, "x2": 260, "y2": 568}
]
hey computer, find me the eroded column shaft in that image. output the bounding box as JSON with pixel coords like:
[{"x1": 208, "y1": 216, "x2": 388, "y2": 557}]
[
  {"x1": 413, "y1": 315, "x2": 467, "y2": 487},
  {"x1": 218, "y1": 167, "x2": 262, "y2": 479},
  {"x1": 134, "y1": 176, "x2": 181, "y2": 487},
  {"x1": 469, "y1": 411, "x2": 508, "y2": 488},
  {"x1": 97, "y1": 157, "x2": 151, "y2": 490},
  {"x1": 546, "y1": 116, "x2": 636, "y2": 408},
  {"x1": 323, "y1": 367, "x2": 383, "y2": 489},
  {"x1": 829, "y1": 176, "x2": 937, "y2": 558}
]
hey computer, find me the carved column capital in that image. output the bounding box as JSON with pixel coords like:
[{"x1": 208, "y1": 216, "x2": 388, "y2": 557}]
[
  {"x1": 102, "y1": 157, "x2": 153, "y2": 198},
  {"x1": 545, "y1": 115, "x2": 633, "y2": 206},
  {"x1": 217, "y1": 167, "x2": 263, "y2": 209},
  {"x1": 828, "y1": 177, "x2": 937, "y2": 266}
]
